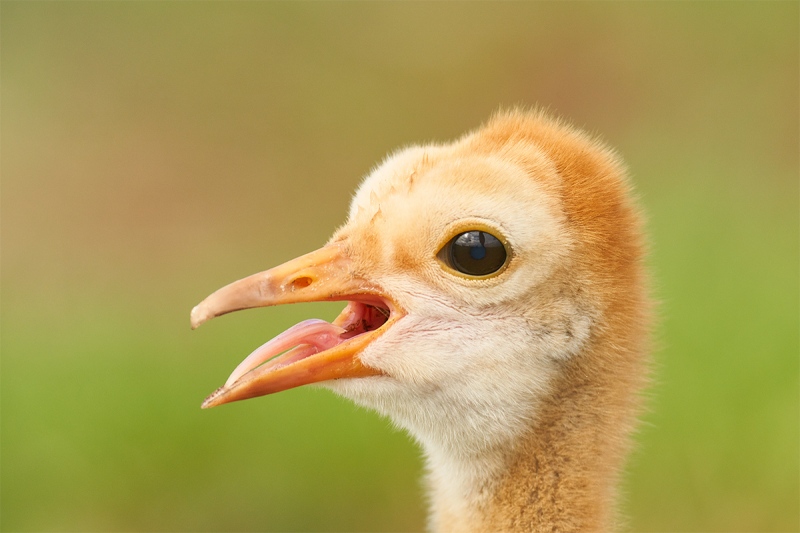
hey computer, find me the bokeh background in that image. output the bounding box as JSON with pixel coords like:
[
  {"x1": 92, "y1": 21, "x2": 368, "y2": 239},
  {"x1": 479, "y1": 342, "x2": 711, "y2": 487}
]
[{"x1": 2, "y1": 2, "x2": 797, "y2": 532}]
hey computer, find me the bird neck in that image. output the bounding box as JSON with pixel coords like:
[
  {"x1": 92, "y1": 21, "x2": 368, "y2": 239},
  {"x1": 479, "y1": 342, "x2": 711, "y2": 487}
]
[{"x1": 425, "y1": 345, "x2": 641, "y2": 533}]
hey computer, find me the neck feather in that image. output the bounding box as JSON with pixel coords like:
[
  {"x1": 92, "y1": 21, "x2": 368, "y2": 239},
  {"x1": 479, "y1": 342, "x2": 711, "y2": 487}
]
[{"x1": 425, "y1": 338, "x2": 646, "y2": 533}]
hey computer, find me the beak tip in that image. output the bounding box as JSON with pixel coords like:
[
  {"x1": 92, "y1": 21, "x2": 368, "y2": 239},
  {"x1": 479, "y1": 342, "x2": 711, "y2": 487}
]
[
  {"x1": 190, "y1": 305, "x2": 210, "y2": 330},
  {"x1": 201, "y1": 386, "x2": 227, "y2": 409}
]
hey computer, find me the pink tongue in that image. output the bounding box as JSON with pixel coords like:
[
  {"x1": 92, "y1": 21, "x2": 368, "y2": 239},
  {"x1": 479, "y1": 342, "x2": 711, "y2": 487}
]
[{"x1": 225, "y1": 319, "x2": 346, "y2": 387}]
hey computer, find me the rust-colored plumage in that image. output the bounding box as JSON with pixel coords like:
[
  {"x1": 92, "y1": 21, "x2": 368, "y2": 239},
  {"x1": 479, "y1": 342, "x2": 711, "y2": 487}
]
[{"x1": 192, "y1": 109, "x2": 651, "y2": 532}]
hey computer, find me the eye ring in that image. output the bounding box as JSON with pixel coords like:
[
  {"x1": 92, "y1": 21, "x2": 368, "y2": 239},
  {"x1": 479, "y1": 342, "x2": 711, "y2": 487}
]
[{"x1": 437, "y1": 229, "x2": 509, "y2": 278}]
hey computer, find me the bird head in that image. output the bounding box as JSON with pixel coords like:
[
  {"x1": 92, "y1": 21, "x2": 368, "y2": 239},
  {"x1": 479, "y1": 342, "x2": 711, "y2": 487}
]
[{"x1": 191, "y1": 110, "x2": 639, "y2": 459}]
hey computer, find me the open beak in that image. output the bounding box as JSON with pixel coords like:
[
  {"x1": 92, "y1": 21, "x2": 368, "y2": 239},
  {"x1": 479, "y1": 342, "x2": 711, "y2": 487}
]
[{"x1": 191, "y1": 243, "x2": 398, "y2": 409}]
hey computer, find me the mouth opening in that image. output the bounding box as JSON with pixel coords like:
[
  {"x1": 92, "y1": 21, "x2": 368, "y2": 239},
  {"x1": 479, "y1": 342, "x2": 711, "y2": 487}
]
[
  {"x1": 340, "y1": 301, "x2": 391, "y2": 339},
  {"x1": 221, "y1": 299, "x2": 393, "y2": 388}
]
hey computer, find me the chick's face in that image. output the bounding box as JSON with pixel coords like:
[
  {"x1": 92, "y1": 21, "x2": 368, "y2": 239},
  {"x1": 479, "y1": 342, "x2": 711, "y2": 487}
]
[
  {"x1": 191, "y1": 134, "x2": 597, "y2": 451},
  {"x1": 323, "y1": 147, "x2": 592, "y2": 449}
]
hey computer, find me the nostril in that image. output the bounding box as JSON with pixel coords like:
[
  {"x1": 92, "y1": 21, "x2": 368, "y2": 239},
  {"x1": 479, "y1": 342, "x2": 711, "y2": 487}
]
[{"x1": 289, "y1": 276, "x2": 313, "y2": 290}]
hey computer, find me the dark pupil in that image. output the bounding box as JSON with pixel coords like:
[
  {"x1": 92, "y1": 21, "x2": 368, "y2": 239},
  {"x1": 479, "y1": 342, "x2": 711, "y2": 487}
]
[{"x1": 450, "y1": 231, "x2": 506, "y2": 276}]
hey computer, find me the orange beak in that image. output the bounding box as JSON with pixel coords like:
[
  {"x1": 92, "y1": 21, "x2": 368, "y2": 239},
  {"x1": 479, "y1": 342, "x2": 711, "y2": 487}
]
[{"x1": 191, "y1": 243, "x2": 398, "y2": 409}]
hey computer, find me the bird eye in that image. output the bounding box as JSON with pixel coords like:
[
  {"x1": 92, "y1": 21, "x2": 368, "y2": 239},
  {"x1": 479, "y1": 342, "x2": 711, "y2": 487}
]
[{"x1": 439, "y1": 230, "x2": 508, "y2": 277}]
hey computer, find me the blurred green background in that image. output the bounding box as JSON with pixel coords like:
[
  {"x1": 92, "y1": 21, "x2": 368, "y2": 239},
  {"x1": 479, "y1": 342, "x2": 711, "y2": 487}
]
[{"x1": 2, "y1": 2, "x2": 797, "y2": 531}]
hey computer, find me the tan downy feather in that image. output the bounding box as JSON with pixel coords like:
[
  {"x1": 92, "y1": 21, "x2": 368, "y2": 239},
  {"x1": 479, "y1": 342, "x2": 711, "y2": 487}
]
[{"x1": 193, "y1": 109, "x2": 651, "y2": 532}]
